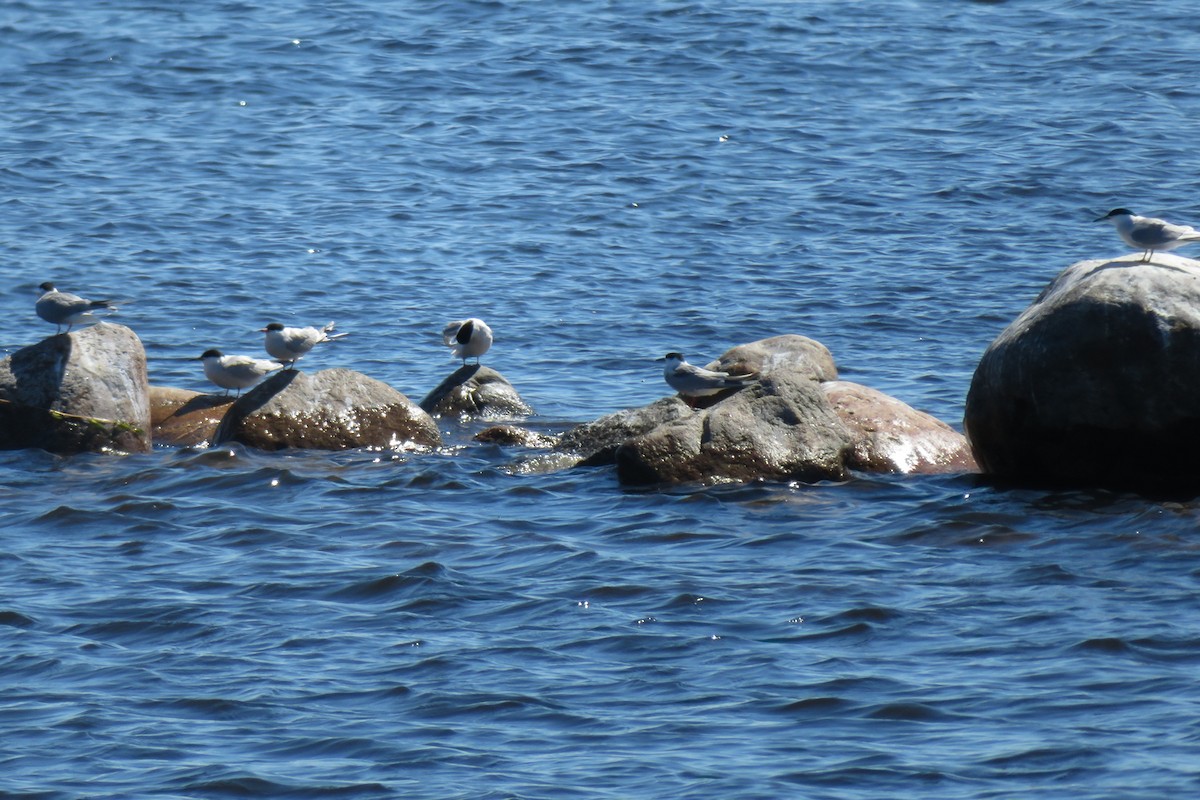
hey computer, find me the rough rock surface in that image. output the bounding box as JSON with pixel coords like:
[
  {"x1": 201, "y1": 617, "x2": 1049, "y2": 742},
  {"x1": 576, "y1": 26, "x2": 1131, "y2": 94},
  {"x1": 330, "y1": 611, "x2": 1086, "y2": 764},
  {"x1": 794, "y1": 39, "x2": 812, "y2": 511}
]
[
  {"x1": 556, "y1": 397, "x2": 694, "y2": 466},
  {"x1": 615, "y1": 368, "x2": 853, "y2": 486},
  {"x1": 964, "y1": 254, "x2": 1200, "y2": 486},
  {"x1": 709, "y1": 334, "x2": 838, "y2": 382},
  {"x1": 825, "y1": 381, "x2": 976, "y2": 474},
  {"x1": 216, "y1": 368, "x2": 442, "y2": 451},
  {"x1": 0, "y1": 323, "x2": 151, "y2": 453},
  {"x1": 419, "y1": 364, "x2": 533, "y2": 418},
  {"x1": 149, "y1": 386, "x2": 233, "y2": 447}
]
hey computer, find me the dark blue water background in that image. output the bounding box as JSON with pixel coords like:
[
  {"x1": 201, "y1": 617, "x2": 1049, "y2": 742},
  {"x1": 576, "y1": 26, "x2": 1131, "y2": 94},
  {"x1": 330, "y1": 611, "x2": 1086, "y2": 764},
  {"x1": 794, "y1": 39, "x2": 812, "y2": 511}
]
[{"x1": 2, "y1": 1, "x2": 1200, "y2": 797}]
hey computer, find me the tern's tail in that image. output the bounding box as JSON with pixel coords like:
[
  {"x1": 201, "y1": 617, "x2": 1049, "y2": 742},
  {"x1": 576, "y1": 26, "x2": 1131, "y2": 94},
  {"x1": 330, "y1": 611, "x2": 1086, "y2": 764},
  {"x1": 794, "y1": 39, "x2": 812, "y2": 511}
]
[{"x1": 321, "y1": 321, "x2": 349, "y2": 341}]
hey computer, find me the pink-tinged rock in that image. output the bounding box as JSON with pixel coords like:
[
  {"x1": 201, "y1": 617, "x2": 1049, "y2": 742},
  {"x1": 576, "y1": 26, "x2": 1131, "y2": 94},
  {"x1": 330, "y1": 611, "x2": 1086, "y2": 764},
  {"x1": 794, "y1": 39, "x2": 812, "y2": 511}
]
[{"x1": 824, "y1": 381, "x2": 976, "y2": 474}]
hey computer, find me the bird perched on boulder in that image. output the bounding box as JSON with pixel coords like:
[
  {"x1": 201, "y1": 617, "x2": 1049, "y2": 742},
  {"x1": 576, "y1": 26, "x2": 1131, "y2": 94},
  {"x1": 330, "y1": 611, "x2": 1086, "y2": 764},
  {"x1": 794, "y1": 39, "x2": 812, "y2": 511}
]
[
  {"x1": 1095, "y1": 208, "x2": 1200, "y2": 262},
  {"x1": 442, "y1": 318, "x2": 492, "y2": 364},
  {"x1": 659, "y1": 352, "x2": 756, "y2": 400},
  {"x1": 35, "y1": 282, "x2": 116, "y2": 334},
  {"x1": 197, "y1": 349, "x2": 283, "y2": 396},
  {"x1": 260, "y1": 321, "x2": 348, "y2": 369}
]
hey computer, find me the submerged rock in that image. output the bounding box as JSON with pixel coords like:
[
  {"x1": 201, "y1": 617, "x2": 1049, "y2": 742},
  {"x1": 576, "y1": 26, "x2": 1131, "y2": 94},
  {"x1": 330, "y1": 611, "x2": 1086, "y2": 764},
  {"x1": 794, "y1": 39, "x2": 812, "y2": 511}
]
[
  {"x1": 825, "y1": 381, "x2": 976, "y2": 474},
  {"x1": 0, "y1": 323, "x2": 151, "y2": 454},
  {"x1": 474, "y1": 424, "x2": 557, "y2": 448},
  {"x1": 964, "y1": 254, "x2": 1200, "y2": 487},
  {"x1": 149, "y1": 386, "x2": 233, "y2": 448},
  {"x1": 216, "y1": 367, "x2": 442, "y2": 451},
  {"x1": 419, "y1": 364, "x2": 533, "y2": 419}
]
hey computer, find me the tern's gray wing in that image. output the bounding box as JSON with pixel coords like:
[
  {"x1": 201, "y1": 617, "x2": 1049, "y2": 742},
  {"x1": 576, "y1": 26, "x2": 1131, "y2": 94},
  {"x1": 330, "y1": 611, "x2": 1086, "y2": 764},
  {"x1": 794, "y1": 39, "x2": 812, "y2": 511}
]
[
  {"x1": 224, "y1": 355, "x2": 281, "y2": 377},
  {"x1": 1130, "y1": 218, "x2": 1198, "y2": 246},
  {"x1": 442, "y1": 320, "x2": 465, "y2": 347},
  {"x1": 284, "y1": 328, "x2": 324, "y2": 353},
  {"x1": 37, "y1": 292, "x2": 102, "y2": 323}
]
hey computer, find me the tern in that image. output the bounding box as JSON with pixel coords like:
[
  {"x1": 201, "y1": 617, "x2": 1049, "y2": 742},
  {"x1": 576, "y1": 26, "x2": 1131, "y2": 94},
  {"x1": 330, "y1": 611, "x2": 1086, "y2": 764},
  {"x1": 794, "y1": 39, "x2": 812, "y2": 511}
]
[
  {"x1": 35, "y1": 282, "x2": 116, "y2": 333},
  {"x1": 260, "y1": 321, "x2": 348, "y2": 368},
  {"x1": 442, "y1": 318, "x2": 492, "y2": 365},
  {"x1": 1095, "y1": 208, "x2": 1200, "y2": 262},
  {"x1": 197, "y1": 349, "x2": 284, "y2": 396},
  {"x1": 659, "y1": 352, "x2": 756, "y2": 398}
]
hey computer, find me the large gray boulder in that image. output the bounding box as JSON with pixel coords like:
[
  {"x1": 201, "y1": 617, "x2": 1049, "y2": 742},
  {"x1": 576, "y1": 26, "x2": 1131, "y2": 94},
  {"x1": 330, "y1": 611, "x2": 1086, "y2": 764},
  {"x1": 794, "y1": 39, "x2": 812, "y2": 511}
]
[
  {"x1": 615, "y1": 367, "x2": 853, "y2": 486},
  {"x1": 964, "y1": 254, "x2": 1200, "y2": 486},
  {"x1": 0, "y1": 323, "x2": 151, "y2": 453},
  {"x1": 216, "y1": 368, "x2": 442, "y2": 451},
  {"x1": 419, "y1": 364, "x2": 533, "y2": 419}
]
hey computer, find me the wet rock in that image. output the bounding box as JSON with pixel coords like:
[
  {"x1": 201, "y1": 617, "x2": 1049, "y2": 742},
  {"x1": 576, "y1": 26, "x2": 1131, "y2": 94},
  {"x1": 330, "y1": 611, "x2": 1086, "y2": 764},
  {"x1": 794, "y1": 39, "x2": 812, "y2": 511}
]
[
  {"x1": 0, "y1": 323, "x2": 151, "y2": 454},
  {"x1": 964, "y1": 254, "x2": 1200, "y2": 487},
  {"x1": 216, "y1": 368, "x2": 441, "y2": 451},
  {"x1": 824, "y1": 381, "x2": 977, "y2": 474},
  {"x1": 614, "y1": 367, "x2": 853, "y2": 486},
  {"x1": 149, "y1": 386, "x2": 233, "y2": 447},
  {"x1": 474, "y1": 424, "x2": 557, "y2": 448},
  {"x1": 419, "y1": 364, "x2": 533, "y2": 418}
]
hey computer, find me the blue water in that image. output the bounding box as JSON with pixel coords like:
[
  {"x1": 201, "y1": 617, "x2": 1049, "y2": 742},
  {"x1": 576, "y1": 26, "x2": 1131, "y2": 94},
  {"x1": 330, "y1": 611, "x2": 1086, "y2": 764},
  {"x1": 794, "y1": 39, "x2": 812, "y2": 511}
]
[{"x1": 3, "y1": 1, "x2": 1200, "y2": 797}]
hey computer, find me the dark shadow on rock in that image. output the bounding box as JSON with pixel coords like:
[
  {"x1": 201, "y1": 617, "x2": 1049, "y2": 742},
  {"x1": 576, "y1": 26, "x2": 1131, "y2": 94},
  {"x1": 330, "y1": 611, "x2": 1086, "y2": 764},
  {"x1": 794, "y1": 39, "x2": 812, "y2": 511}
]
[
  {"x1": 226, "y1": 368, "x2": 301, "y2": 417},
  {"x1": 172, "y1": 394, "x2": 238, "y2": 418},
  {"x1": 8, "y1": 334, "x2": 72, "y2": 407}
]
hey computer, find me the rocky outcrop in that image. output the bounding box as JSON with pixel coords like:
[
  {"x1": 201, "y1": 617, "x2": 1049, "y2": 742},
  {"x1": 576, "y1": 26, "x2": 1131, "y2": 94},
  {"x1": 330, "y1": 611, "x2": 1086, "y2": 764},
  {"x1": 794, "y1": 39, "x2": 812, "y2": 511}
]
[
  {"x1": 825, "y1": 381, "x2": 976, "y2": 474},
  {"x1": 419, "y1": 364, "x2": 533, "y2": 419},
  {"x1": 614, "y1": 367, "x2": 852, "y2": 486},
  {"x1": 551, "y1": 335, "x2": 975, "y2": 486},
  {"x1": 964, "y1": 254, "x2": 1200, "y2": 487},
  {"x1": 149, "y1": 386, "x2": 232, "y2": 447},
  {"x1": 215, "y1": 368, "x2": 442, "y2": 451},
  {"x1": 0, "y1": 323, "x2": 151, "y2": 454}
]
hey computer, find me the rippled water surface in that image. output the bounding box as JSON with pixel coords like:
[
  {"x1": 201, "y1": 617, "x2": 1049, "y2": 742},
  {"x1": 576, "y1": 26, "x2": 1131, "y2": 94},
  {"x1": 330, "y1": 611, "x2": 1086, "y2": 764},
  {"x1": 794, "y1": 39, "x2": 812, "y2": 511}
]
[{"x1": 3, "y1": 1, "x2": 1200, "y2": 797}]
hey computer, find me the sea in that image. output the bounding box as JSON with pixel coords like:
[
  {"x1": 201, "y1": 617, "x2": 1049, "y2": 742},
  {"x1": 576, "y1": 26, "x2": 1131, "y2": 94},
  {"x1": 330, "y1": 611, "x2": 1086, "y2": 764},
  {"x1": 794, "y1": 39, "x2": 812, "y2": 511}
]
[{"x1": 2, "y1": 1, "x2": 1199, "y2": 797}]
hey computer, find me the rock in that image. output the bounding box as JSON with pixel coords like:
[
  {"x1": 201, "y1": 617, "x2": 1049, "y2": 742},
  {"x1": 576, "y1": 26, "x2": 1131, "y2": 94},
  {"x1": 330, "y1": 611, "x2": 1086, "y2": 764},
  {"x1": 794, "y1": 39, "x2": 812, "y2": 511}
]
[
  {"x1": 556, "y1": 396, "x2": 694, "y2": 466},
  {"x1": 149, "y1": 386, "x2": 233, "y2": 447},
  {"x1": 668, "y1": 335, "x2": 840, "y2": 410},
  {"x1": 215, "y1": 368, "x2": 442, "y2": 451},
  {"x1": 474, "y1": 425, "x2": 557, "y2": 448},
  {"x1": 614, "y1": 367, "x2": 852, "y2": 486},
  {"x1": 0, "y1": 323, "x2": 151, "y2": 454},
  {"x1": 419, "y1": 364, "x2": 533, "y2": 418},
  {"x1": 709, "y1": 334, "x2": 838, "y2": 382},
  {"x1": 964, "y1": 255, "x2": 1200, "y2": 487},
  {"x1": 824, "y1": 381, "x2": 977, "y2": 474}
]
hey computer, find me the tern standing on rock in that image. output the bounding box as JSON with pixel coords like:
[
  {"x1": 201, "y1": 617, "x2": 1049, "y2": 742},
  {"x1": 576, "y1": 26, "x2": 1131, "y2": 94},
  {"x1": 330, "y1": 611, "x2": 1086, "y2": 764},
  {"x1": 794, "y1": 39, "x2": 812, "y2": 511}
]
[
  {"x1": 659, "y1": 352, "x2": 757, "y2": 398},
  {"x1": 197, "y1": 349, "x2": 283, "y2": 396},
  {"x1": 442, "y1": 318, "x2": 492, "y2": 365},
  {"x1": 1095, "y1": 208, "x2": 1200, "y2": 262},
  {"x1": 35, "y1": 282, "x2": 116, "y2": 334},
  {"x1": 260, "y1": 321, "x2": 348, "y2": 369}
]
